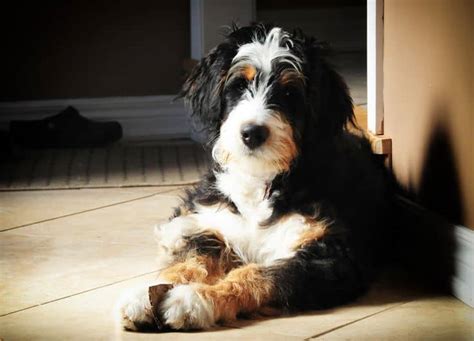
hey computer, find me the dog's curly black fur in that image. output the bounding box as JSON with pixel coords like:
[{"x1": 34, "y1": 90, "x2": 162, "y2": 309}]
[{"x1": 177, "y1": 24, "x2": 396, "y2": 310}]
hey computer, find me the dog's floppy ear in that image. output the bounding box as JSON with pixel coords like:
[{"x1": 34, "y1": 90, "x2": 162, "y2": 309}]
[
  {"x1": 181, "y1": 43, "x2": 235, "y2": 135},
  {"x1": 304, "y1": 40, "x2": 354, "y2": 138}
]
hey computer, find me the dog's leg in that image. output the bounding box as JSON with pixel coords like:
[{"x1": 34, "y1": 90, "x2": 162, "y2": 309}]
[
  {"x1": 160, "y1": 230, "x2": 239, "y2": 285},
  {"x1": 117, "y1": 224, "x2": 239, "y2": 331},
  {"x1": 158, "y1": 263, "x2": 273, "y2": 330},
  {"x1": 116, "y1": 256, "x2": 219, "y2": 332}
]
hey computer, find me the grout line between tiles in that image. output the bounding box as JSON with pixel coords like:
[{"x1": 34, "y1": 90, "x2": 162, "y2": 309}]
[
  {"x1": 304, "y1": 301, "x2": 414, "y2": 340},
  {"x1": 3, "y1": 231, "x2": 164, "y2": 245},
  {"x1": 0, "y1": 186, "x2": 184, "y2": 233},
  {"x1": 0, "y1": 181, "x2": 199, "y2": 192},
  {"x1": 0, "y1": 270, "x2": 160, "y2": 318}
]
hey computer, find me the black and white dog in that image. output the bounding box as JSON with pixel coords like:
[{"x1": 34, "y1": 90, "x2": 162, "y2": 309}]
[{"x1": 117, "y1": 24, "x2": 394, "y2": 331}]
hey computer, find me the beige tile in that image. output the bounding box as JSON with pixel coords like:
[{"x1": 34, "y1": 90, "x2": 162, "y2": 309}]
[
  {"x1": 0, "y1": 273, "x2": 300, "y2": 341},
  {"x1": 0, "y1": 191, "x2": 183, "y2": 315},
  {"x1": 0, "y1": 186, "x2": 183, "y2": 231},
  {"x1": 313, "y1": 296, "x2": 474, "y2": 340},
  {"x1": 0, "y1": 233, "x2": 157, "y2": 316},
  {"x1": 1, "y1": 274, "x2": 469, "y2": 341},
  {"x1": 2, "y1": 269, "x2": 465, "y2": 341},
  {"x1": 8, "y1": 191, "x2": 183, "y2": 243}
]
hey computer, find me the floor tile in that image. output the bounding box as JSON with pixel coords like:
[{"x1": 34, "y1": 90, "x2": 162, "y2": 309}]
[
  {"x1": 0, "y1": 273, "x2": 300, "y2": 341},
  {"x1": 0, "y1": 186, "x2": 181, "y2": 231},
  {"x1": 312, "y1": 296, "x2": 474, "y2": 340},
  {"x1": 0, "y1": 190, "x2": 184, "y2": 315},
  {"x1": 7, "y1": 190, "x2": 183, "y2": 243},
  {"x1": 0, "y1": 233, "x2": 157, "y2": 316},
  {"x1": 0, "y1": 269, "x2": 443, "y2": 341}
]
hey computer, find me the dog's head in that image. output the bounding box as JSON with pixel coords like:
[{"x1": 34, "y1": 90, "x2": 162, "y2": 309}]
[{"x1": 182, "y1": 25, "x2": 354, "y2": 178}]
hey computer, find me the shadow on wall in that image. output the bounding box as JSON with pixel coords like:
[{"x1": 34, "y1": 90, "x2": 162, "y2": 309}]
[
  {"x1": 417, "y1": 118, "x2": 465, "y2": 225},
  {"x1": 396, "y1": 104, "x2": 464, "y2": 292}
]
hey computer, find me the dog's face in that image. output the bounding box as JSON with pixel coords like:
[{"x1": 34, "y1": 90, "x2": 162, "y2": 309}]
[
  {"x1": 215, "y1": 27, "x2": 305, "y2": 177},
  {"x1": 182, "y1": 25, "x2": 353, "y2": 178}
]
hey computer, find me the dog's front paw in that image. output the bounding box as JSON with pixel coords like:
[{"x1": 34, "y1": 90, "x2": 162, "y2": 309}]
[
  {"x1": 116, "y1": 285, "x2": 155, "y2": 331},
  {"x1": 154, "y1": 217, "x2": 201, "y2": 264},
  {"x1": 160, "y1": 285, "x2": 215, "y2": 330},
  {"x1": 155, "y1": 217, "x2": 197, "y2": 248}
]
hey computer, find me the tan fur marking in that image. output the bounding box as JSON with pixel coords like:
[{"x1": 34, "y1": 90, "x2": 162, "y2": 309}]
[
  {"x1": 293, "y1": 218, "x2": 328, "y2": 250},
  {"x1": 242, "y1": 65, "x2": 257, "y2": 81},
  {"x1": 160, "y1": 256, "x2": 226, "y2": 285},
  {"x1": 225, "y1": 64, "x2": 256, "y2": 85},
  {"x1": 160, "y1": 257, "x2": 209, "y2": 284},
  {"x1": 161, "y1": 230, "x2": 240, "y2": 285},
  {"x1": 197, "y1": 264, "x2": 273, "y2": 322},
  {"x1": 271, "y1": 115, "x2": 299, "y2": 173},
  {"x1": 279, "y1": 69, "x2": 305, "y2": 88}
]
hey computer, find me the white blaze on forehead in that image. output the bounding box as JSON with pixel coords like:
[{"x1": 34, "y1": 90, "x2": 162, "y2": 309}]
[
  {"x1": 212, "y1": 28, "x2": 300, "y2": 178},
  {"x1": 232, "y1": 27, "x2": 302, "y2": 75},
  {"x1": 232, "y1": 91, "x2": 269, "y2": 123}
]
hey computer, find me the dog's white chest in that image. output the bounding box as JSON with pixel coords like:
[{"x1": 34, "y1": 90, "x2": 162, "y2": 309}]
[
  {"x1": 195, "y1": 204, "x2": 308, "y2": 266},
  {"x1": 192, "y1": 171, "x2": 308, "y2": 266},
  {"x1": 215, "y1": 170, "x2": 273, "y2": 223}
]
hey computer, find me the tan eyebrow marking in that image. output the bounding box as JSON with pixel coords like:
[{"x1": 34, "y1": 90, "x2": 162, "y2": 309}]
[
  {"x1": 242, "y1": 65, "x2": 257, "y2": 81},
  {"x1": 279, "y1": 69, "x2": 305, "y2": 87},
  {"x1": 225, "y1": 64, "x2": 257, "y2": 85}
]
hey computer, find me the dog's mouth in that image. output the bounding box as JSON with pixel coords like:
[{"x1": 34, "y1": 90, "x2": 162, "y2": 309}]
[{"x1": 212, "y1": 126, "x2": 297, "y2": 178}]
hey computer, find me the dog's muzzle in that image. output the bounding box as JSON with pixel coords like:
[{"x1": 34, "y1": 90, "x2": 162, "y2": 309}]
[{"x1": 240, "y1": 123, "x2": 270, "y2": 150}]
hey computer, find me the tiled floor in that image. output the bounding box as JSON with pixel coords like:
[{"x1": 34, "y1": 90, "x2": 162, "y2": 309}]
[{"x1": 1, "y1": 186, "x2": 473, "y2": 340}]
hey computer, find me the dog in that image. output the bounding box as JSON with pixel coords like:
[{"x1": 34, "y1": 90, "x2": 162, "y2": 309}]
[{"x1": 116, "y1": 24, "x2": 394, "y2": 332}]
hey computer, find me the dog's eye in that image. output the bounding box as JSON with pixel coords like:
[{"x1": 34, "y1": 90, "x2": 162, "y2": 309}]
[
  {"x1": 284, "y1": 88, "x2": 295, "y2": 97},
  {"x1": 236, "y1": 79, "x2": 247, "y2": 91},
  {"x1": 227, "y1": 78, "x2": 246, "y2": 92},
  {"x1": 284, "y1": 86, "x2": 302, "y2": 99}
]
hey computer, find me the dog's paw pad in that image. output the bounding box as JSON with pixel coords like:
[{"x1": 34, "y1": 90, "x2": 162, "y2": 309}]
[{"x1": 148, "y1": 283, "x2": 174, "y2": 330}]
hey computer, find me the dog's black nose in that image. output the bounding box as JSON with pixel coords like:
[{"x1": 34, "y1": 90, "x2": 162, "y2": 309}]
[{"x1": 241, "y1": 124, "x2": 269, "y2": 149}]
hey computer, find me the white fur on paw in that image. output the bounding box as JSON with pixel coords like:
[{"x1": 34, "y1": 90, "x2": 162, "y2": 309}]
[
  {"x1": 154, "y1": 217, "x2": 203, "y2": 267},
  {"x1": 154, "y1": 217, "x2": 200, "y2": 252},
  {"x1": 160, "y1": 285, "x2": 214, "y2": 330},
  {"x1": 115, "y1": 285, "x2": 154, "y2": 331}
]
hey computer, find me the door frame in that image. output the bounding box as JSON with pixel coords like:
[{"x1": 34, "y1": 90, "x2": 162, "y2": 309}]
[
  {"x1": 367, "y1": 0, "x2": 384, "y2": 135},
  {"x1": 190, "y1": 0, "x2": 384, "y2": 135}
]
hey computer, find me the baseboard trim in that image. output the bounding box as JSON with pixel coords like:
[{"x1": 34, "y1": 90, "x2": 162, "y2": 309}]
[
  {"x1": 452, "y1": 224, "x2": 474, "y2": 307},
  {"x1": 0, "y1": 95, "x2": 191, "y2": 141},
  {"x1": 397, "y1": 196, "x2": 474, "y2": 307}
]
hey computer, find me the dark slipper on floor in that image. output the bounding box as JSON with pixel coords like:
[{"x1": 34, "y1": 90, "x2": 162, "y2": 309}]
[{"x1": 10, "y1": 106, "x2": 122, "y2": 148}]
